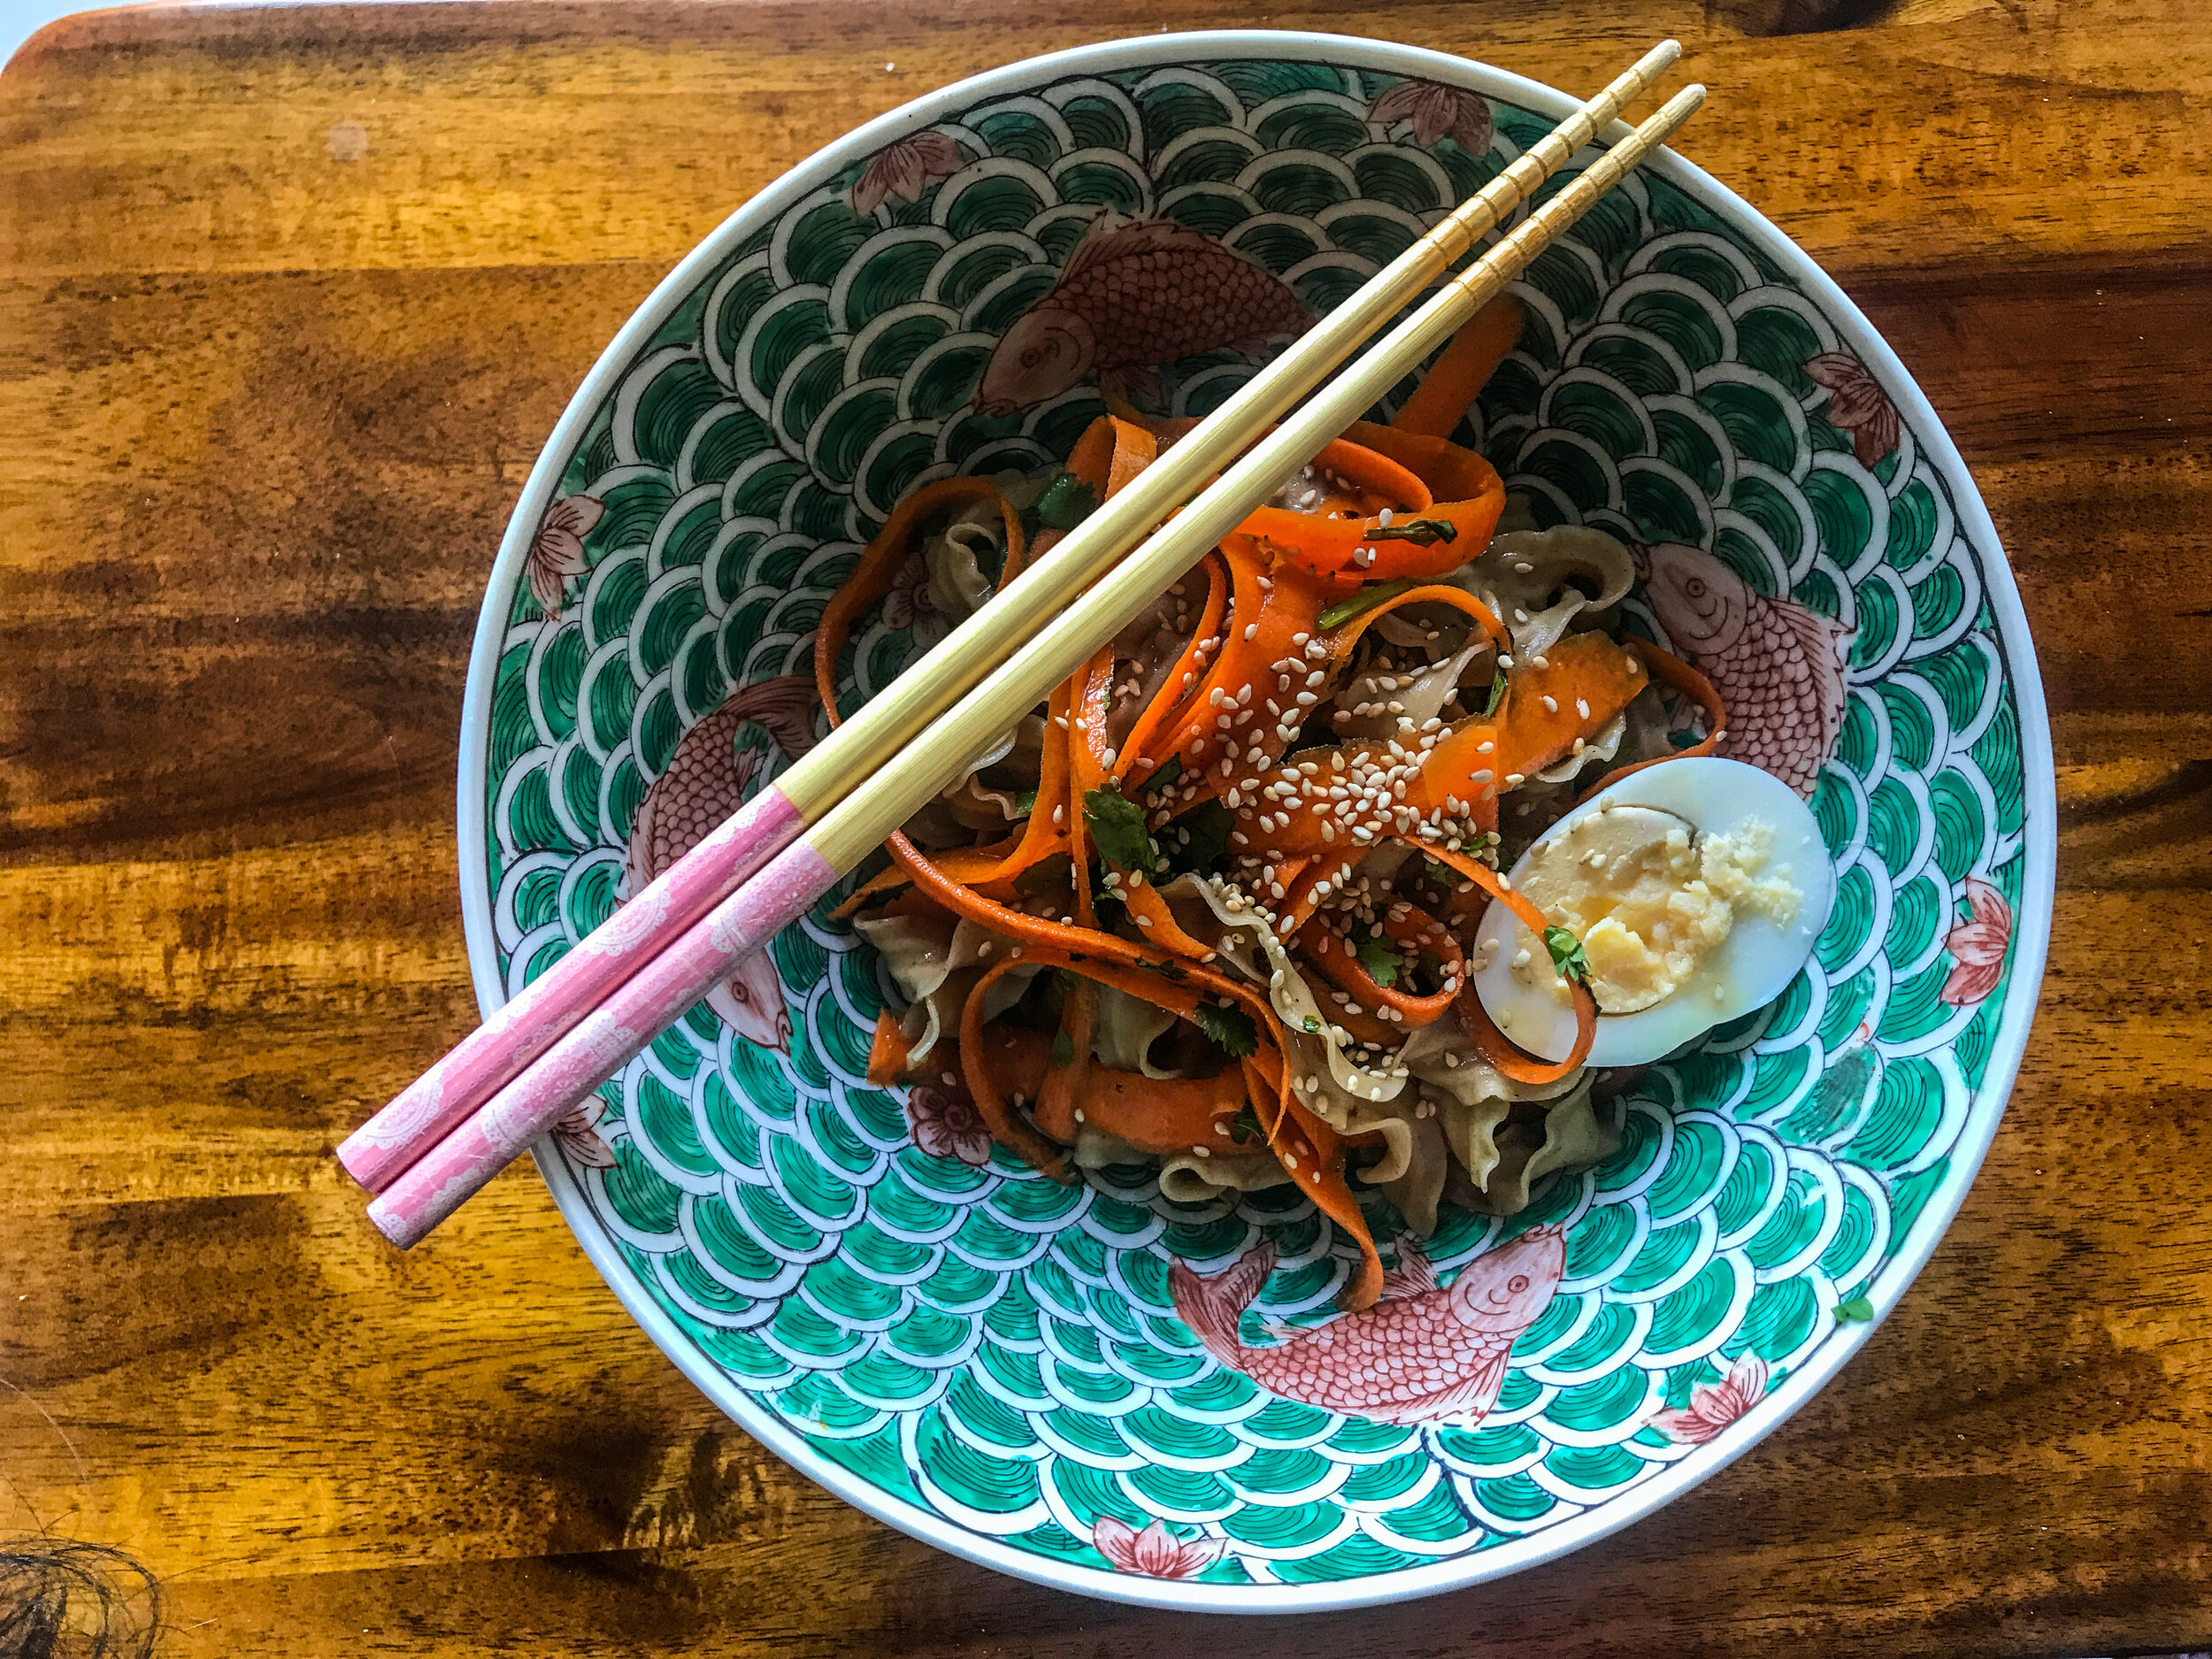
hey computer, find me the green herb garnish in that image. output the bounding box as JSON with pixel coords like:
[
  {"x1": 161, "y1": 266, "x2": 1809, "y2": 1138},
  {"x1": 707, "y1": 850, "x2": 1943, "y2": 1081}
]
[
  {"x1": 1090, "y1": 880, "x2": 1129, "y2": 933},
  {"x1": 1356, "y1": 933, "x2": 1402, "y2": 988},
  {"x1": 1035, "y1": 472, "x2": 1098, "y2": 531},
  {"x1": 1364, "y1": 516, "x2": 1459, "y2": 546},
  {"x1": 1483, "y1": 670, "x2": 1509, "y2": 717},
  {"x1": 1163, "y1": 798, "x2": 1234, "y2": 876},
  {"x1": 1050, "y1": 1028, "x2": 1075, "y2": 1068},
  {"x1": 1834, "y1": 1294, "x2": 1875, "y2": 1324},
  {"x1": 1083, "y1": 786, "x2": 1156, "y2": 872},
  {"x1": 1544, "y1": 925, "x2": 1592, "y2": 986},
  {"x1": 1141, "y1": 755, "x2": 1183, "y2": 797},
  {"x1": 1195, "y1": 1002, "x2": 1258, "y2": 1058},
  {"x1": 1230, "y1": 1102, "x2": 1265, "y2": 1144},
  {"x1": 1317, "y1": 577, "x2": 1415, "y2": 632},
  {"x1": 1302, "y1": 1015, "x2": 1322, "y2": 1033},
  {"x1": 1423, "y1": 856, "x2": 1459, "y2": 890},
  {"x1": 1012, "y1": 787, "x2": 1038, "y2": 816}
]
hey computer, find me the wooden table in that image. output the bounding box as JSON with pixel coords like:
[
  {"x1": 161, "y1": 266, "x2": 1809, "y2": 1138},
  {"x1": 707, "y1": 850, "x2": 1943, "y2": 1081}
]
[{"x1": 3, "y1": 1, "x2": 2208, "y2": 1652}]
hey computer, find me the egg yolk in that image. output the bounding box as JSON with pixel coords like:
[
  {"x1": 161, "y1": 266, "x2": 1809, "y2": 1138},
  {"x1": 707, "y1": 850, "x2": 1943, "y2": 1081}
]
[{"x1": 1514, "y1": 806, "x2": 1800, "y2": 1014}]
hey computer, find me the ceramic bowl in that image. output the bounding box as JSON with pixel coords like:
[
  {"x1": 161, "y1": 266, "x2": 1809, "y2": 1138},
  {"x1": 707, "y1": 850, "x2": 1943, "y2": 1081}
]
[{"x1": 457, "y1": 31, "x2": 2055, "y2": 1611}]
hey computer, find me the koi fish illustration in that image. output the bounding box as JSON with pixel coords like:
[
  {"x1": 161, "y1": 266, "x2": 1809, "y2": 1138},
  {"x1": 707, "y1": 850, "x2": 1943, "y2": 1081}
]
[
  {"x1": 1637, "y1": 541, "x2": 1853, "y2": 800},
  {"x1": 622, "y1": 673, "x2": 822, "y2": 1051},
  {"x1": 974, "y1": 215, "x2": 1313, "y2": 415},
  {"x1": 1169, "y1": 1226, "x2": 1565, "y2": 1425}
]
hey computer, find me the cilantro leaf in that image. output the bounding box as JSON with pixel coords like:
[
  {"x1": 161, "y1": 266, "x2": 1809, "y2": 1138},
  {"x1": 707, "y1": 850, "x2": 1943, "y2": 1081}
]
[
  {"x1": 1141, "y1": 755, "x2": 1183, "y2": 797},
  {"x1": 1012, "y1": 787, "x2": 1038, "y2": 817},
  {"x1": 1195, "y1": 1002, "x2": 1258, "y2": 1058},
  {"x1": 1035, "y1": 472, "x2": 1098, "y2": 531},
  {"x1": 1230, "y1": 1102, "x2": 1265, "y2": 1145},
  {"x1": 1834, "y1": 1294, "x2": 1875, "y2": 1324},
  {"x1": 1355, "y1": 932, "x2": 1402, "y2": 988},
  {"x1": 1483, "y1": 670, "x2": 1508, "y2": 717},
  {"x1": 1090, "y1": 879, "x2": 1129, "y2": 933},
  {"x1": 1050, "y1": 1028, "x2": 1075, "y2": 1068},
  {"x1": 1162, "y1": 798, "x2": 1235, "y2": 876},
  {"x1": 1084, "y1": 787, "x2": 1156, "y2": 872},
  {"x1": 1317, "y1": 577, "x2": 1414, "y2": 632},
  {"x1": 1302, "y1": 1015, "x2": 1322, "y2": 1033},
  {"x1": 1422, "y1": 856, "x2": 1459, "y2": 890},
  {"x1": 1544, "y1": 926, "x2": 1592, "y2": 986},
  {"x1": 1364, "y1": 516, "x2": 1459, "y2": 546}
]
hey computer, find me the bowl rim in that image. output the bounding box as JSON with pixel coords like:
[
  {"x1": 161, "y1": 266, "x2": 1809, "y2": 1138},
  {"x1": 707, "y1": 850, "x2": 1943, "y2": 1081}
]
[{"x1": 455, "y1": 27, "x2": 2057, "y2": 1614}]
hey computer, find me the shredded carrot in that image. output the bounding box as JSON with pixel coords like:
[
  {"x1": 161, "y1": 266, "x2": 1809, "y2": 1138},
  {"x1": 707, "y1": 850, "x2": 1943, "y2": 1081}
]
[
  {"x1": 1575, "y1": 640, "x2": 1729, "y2": 800},
  {"x1": 1388, "y1": 295, "x2": 1525, "y2": 442},
  {"x1": 865, "y1": 1009, "x2": 915, "y2": 1087},
  {"x1": 815, "y1": 346, "x2": 1736, "y2": 1315},
  {"x1": 815, "y1": 477, "x2": 1021, "y2": 722}
]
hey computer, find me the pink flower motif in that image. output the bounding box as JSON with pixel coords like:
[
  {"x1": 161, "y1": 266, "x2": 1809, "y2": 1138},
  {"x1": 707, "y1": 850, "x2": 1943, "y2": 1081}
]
[
  {"x1": 527, "y1": 493, "x2": 603, "y2": 617},
  {"x1": 1939, "y1": 877, "x2": 2013, "y2": 1007},
  {"x1": 1090, "y1": 1516, "x2": 1225, "y2": 1580},
  {"x1": 551, "y1": 1095, "x2": 616, "y2": 1170},
  {"x1": 882, "y1": 554, "x2": 948, "y2": 645},
  {"x1": 1806, "y1": 351, "x2": 1901, "y2": 469},
  {"x1": 1649, "y1": 1353, "x2": 1770, "y2": 1445},
  {"x1": 1366, "y1": 79, "x2": 1493, "y2": 157},
  {"x1": 906, "y1": 1084, "x2": 993, "y2": 1167},
  {"x1": 851, "y1": 130, "x2": 968, "y2": 215}
]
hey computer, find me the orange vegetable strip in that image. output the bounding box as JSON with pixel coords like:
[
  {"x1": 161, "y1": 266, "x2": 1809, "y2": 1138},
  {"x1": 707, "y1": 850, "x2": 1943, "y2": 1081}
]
[
  {"x1": 968, "y1": 679, "x2": 1078, "y2": 899},
  {"x1": 1066, "y1": 414, "x2": 1158, "y2": 501},
  {"x1": 1274, "y1": 1092, "x2": 1385, "y2": 1310},
  {"x1": 1340, "y1": 420, "x2": 1507, "y2": 509},
  {"x1": 1141, "y1": 546, "x2": 1340, "y2": 802},
  {"x1": 865, "y1": 1009, "x2": 915, "y2": 1087},
  {"x1": 1486, "y1": 631, "x2": 1652, "y2": 787},
  {"x1": 816, "y1": 476, "x2": 1018, "y2": 720},
  {"x1": 1574, "y1": 640, "x2": 1729, "y2": 800},
  {"x1": 900, "y1": 844, "x2": 1386, "y2": 1310},
  {"x1": 887, "y1": 834, "x2": 1296, "y2": 1076},
  {"x1": 1387, "y1": 294, "x2": 1525, "y2": 441},
  {"x1": 1424, "y1": 844, "x2": 1595, "y2": 1085},
  {"x1": 1070, "y1": 649, "x2": 1217, "y2": 959},
  {"x1": 959, "y1": 956, "x2": 1075, "y2": 1179},
  {"x1": 1324, "y1": 581, "x2": 1505, "y2": 662},
  {"x1": 1298, "y1": 906, "x2": 1462, "y2": 1030},
  {"x1": 1116, "y1": 551, "x2": 1230, "y2": 779}
]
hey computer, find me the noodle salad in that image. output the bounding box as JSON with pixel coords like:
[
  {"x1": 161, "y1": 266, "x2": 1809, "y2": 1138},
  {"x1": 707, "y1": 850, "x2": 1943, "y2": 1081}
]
[{"x1": 819, "y1": 303, "x2": 1729, "y2": 1312}]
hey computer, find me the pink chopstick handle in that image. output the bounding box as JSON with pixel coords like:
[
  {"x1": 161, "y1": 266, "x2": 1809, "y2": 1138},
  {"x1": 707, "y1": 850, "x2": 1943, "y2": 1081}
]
[
  {"x1": 338, "y1": 783, "x2": 807, "y2": 1193},
  {"x1": 365, "y1": 835, "x2": 841, "y2": 1249}
]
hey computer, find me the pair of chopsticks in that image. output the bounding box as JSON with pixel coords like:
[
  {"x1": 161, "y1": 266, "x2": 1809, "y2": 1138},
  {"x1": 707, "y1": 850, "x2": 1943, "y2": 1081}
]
[{"x1": 342, "y1": 44, "x2": 1706, "y2": 1248}]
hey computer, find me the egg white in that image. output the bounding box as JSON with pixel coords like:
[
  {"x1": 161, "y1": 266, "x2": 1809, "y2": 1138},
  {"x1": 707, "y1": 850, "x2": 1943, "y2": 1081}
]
[{"x1": 1471, "y1": 757, "x2": 1836, "y2": 1068}]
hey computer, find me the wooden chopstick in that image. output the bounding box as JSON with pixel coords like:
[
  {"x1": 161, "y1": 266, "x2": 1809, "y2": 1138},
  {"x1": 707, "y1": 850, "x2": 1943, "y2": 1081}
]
[
  {"x1": 336, "y1": 40, "x2": 1686, "y2": 1196},
  {"x1": 364, "y1": 81, "x2": 1708, "y2": 1249}
]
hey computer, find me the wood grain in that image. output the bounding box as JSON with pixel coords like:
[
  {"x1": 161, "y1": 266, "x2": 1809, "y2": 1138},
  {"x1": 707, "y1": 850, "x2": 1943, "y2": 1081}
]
[{"x1": 2, "y1": 1, "x2": 2208, "y2": 1654}]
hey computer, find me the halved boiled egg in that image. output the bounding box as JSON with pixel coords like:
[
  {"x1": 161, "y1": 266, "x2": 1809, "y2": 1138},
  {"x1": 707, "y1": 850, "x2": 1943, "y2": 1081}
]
[{"x1": 1471, "y1": 757, "x2": 1835, "y2": 1068}]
